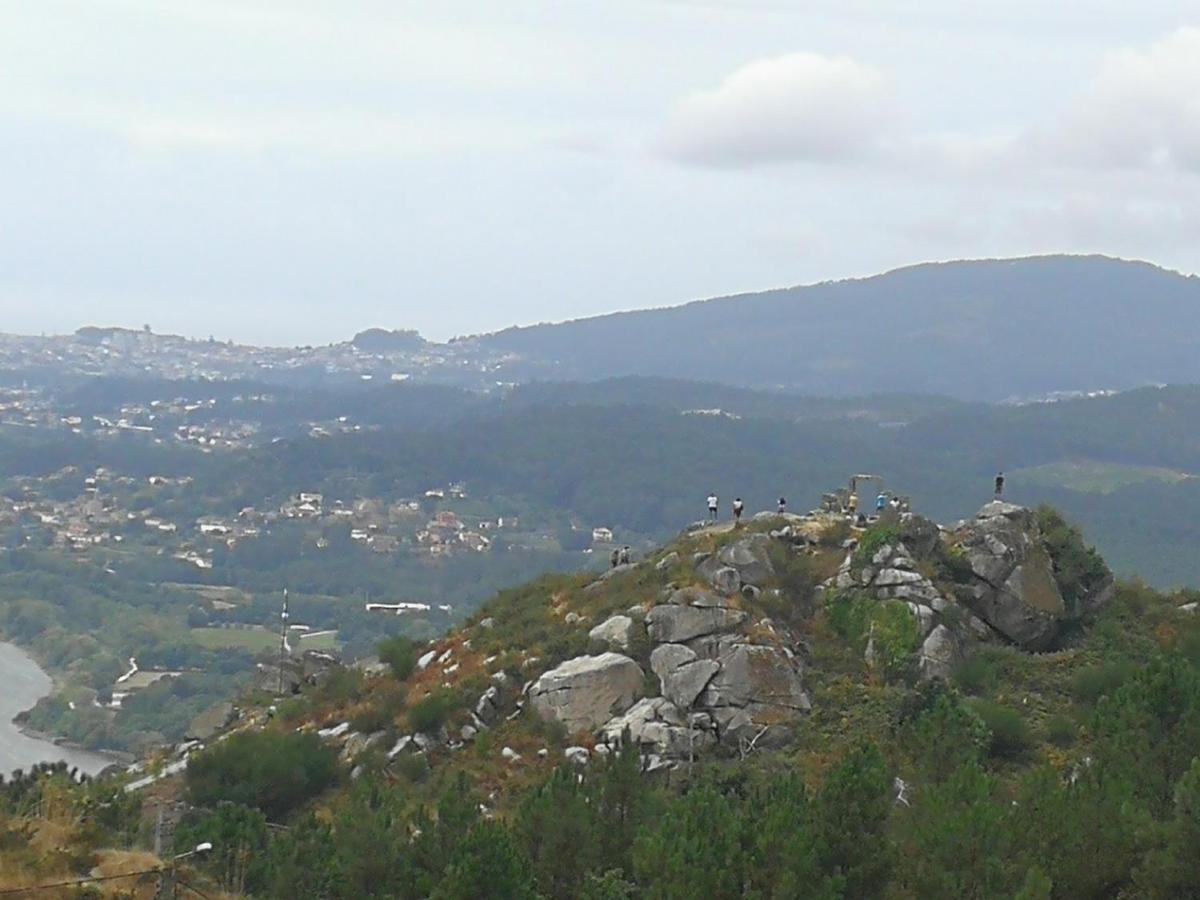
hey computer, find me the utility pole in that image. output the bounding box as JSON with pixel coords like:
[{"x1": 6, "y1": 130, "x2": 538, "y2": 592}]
[
  {"x1": 277, "y1": 588, "x2": 289, "y2": 695},
  {"x1": 153, "y1": 803, "x2": 164, "y2": 857}
]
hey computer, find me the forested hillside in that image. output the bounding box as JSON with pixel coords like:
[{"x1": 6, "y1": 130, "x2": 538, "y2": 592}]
[{"x1": 480, "y1": 256, "x2": 1200, "y2": 400}]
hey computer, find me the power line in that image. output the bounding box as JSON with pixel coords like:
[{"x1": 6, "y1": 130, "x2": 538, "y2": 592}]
[{"x1": 0, "y1": 867, "x2": 161, "y2": 895}]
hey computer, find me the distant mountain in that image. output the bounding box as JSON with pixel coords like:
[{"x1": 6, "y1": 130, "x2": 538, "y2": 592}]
[{"x1": 479, "y1": 255, "x2": 1200, "y2": 401}]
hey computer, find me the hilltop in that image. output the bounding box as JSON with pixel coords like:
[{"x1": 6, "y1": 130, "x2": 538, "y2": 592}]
[
  {"x1": 17, "y1": 499, "x2": 1200, "y2": 896},
  {"x1": 479, "y1": 255, "x2": 1200, "y2": 400}
]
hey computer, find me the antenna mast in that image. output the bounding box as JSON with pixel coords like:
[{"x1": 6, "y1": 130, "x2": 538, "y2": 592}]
[{"x1": 277, "y1": 588, "x2": 289, "y2": 695}]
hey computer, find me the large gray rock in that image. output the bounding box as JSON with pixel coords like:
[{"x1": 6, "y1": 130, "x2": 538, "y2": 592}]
[
  {"x1": 716, "y1": 534, "x2": 776, "y2": 586},
  {"x1": 919, "y1": 624, "x2": 959, "y2": 680},
  {"x1": 875, "y1": 568, "x2": 925, "y2": 587},
  {"x1": 899, "y1": 515, "x2": 942, "y2": 558},
  {"x1": 907, "y1": 603, "x2": 936, "y2": 638},
  {"x1": 645, "y1": 604, "x2": 748, "y2": 643},
  {"x1": 700, "y1": 643, "x2": 810, "y2": 715},
  {"x1": 649, "y1": 643, "x2": 719, "y2": 708},
  {"x1": 599, "y1": 697, "x2": 715, "y2": 760},
  {"x1": 528, "y1": 653, "x2": 644, "y2": 733},
  {"x1": 955, "y1": 503, "x2": 1067, "y2": 650},
  {"x1": 589, "y1": 615, "x2": 634, "y2": 650},
  {"x1": 475, "y1": 685, "x2": 503, "y2": 725},
  {"x1": 696, "y1": 554, "x2": 742, "y2": 594},
  {"x1": 650, "y1": 642, "x2": 697, "y2": 677}
]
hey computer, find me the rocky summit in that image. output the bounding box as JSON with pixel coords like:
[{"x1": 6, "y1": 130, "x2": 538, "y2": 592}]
[
  {"x1": 56, "y1": 494, "x2": 1200, "y2": 900},
  {"x1": 361, "y1": 498, "x2": 1114, "y2": 773}
]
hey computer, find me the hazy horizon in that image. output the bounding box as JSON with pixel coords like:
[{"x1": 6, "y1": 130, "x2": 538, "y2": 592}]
[{"x1": 3, "y1": 251, "x2": 1189, "y2": 348}]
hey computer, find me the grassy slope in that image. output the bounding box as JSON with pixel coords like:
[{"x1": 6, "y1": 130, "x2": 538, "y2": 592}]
[{"x1": 265, "y1": 514, "x2": 1198, "y2": 820}]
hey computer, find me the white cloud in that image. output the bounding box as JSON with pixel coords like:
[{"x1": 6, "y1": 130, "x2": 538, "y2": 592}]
[
  {"x1": 657, "y1": 52, "x2": 894, "y2": 167},
  {"x1": 1029, "y1": 28, "x2": 1200, "y2": 173},
  {"x1": 657, "y1": 28, "x2": 1200, "y2": 181}
]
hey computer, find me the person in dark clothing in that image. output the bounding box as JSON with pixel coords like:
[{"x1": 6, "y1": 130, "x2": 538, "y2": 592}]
[
  {"x1": 995, "y1": 471, "x2": 1005, "y2": 498},
  {"x1": 778, "y1": 497, "x2": 787, "y2": 514},
  {"x1": 610, "y1": 548, "x2": 620, "y2": 568}
]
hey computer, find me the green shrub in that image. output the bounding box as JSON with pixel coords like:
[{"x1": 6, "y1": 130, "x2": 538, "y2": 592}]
[
  {"x1": 186, "y1": 731, "x2": 338, "y2": 818},
  {"x1": 826, "y1": 593, "x2": 919, "y2": 683},
  {"x1": 905, "y1": 690, "x2": 989, "y2": 781},
  {"x1": 276, "y1": 697, "x2": 309, "y2": 723},
  {"x1": 408, "y1": 689, "x2": 460, "y2": 734},
  {"x1": 939, "y1": 546, "x2": 976, "y2": 584},
  {"x1": 377, "y1": 636, "x2": 419, "y2": 681},
  {"x1": 314, "y1": 668, "x2": 365, "y2": 706},
  {"x1": 350, "y1": 705, "x2": 393, "y2": 735},
  {"x1": 971, "y1": 700, "x2": 1033, "y2": 760},
  {"x1": 1044, "y1": 714, "x2": 1077, "y2": 747},
  {"x1": 953, "y1": 654, "x2": 1000, "y2": 696},
  {"x1": 826, "y1": 591, "x2": 874, "y2": 646},
  {"x1": 853, "y1": 525, "x2": 902, "y2": 568},
  {"x1": 393, "y1": 752, "x2": 431, "y2": 784},
  {"x1": 868, "y1": 602, "x2": 921, "y2": 684},
  {"x1": 1070, "y1": 662, "x2": 1134, "y2": 705},
  {"x1": 1036, "y1": 505, "x2": 1109, "y2": 608},
  {"x1": 765, "y1": 546, "x2": 819, "y2": 623}
]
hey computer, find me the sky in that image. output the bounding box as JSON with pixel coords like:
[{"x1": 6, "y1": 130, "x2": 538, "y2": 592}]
[{"x1": 3, "y1": 1, "x2": 1200, "y2": 345}]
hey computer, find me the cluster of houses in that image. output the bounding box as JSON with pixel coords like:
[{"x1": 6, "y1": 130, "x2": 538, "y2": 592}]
[
  {"x1": 0, "y1": 325, "x2": 521, "y2": 391},
  {"x1": 0, "y1": 467, "x2": 519, "y2": 576}
]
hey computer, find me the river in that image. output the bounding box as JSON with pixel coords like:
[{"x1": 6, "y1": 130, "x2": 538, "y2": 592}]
[{"x1": 0, "y1": 642, "x2": 120, "y2": 777}]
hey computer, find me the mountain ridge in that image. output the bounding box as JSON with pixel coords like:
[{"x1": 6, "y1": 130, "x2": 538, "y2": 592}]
[{"x1": 475, "y1": 254, "x2": 1200, "y2": 400}]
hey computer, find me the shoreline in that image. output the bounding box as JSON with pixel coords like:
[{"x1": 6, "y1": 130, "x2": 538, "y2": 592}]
[
  {"x1": 0, "y1": 639, "x2": 131, "y2": 775},
  {"x1": 13, "y1": 721, "x2": 133, "y2": 768}
]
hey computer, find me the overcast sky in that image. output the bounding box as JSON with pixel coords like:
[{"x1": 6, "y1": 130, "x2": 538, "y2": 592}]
[{"x1": 3, "y1": 1, "x2": 1200, "y2": 345}]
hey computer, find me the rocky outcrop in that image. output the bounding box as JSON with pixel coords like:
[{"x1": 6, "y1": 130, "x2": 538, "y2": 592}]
[
  {"x1": 529, "y1": 653, "x2": 644, "y2": 733},
  {"x1": 955, "y1": 503, "x2": 1067, "y2": 650},
  {"x1": 699, "y1": 643, "x2": 810, "y2": 717},
  {"x1": 832, "y1": 539, "x2": 944, "y2": 607},
  {"x1": 645, "y1": 601, "x2": 748, "y2": 643},
  {"x1": 589, "y1": 615, "x2": 634, "y2": 650},
  {"x1": 599, "y1": 697, "x2": 716, "y2": 762},
  {"x1": 650, "y1": 644, "x2": 720, "y2": 709},
  {"x1": 254, "y1": 650, "x2": 340, "y2": 695},
  {"x1": 696, "y1": 534, "x2": 775, "y2": 593},
  {"x1": 918, "y1": 624, "x2": 959, "y2": 680},
  {"x1": 607, "y1": 579, "x2": 810, "y2": 762}
]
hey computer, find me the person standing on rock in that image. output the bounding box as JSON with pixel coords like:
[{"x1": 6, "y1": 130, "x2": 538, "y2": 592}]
[
  {"x1": 876, "y1": 492, "x2": 888, "y2": 513},
  {"x1": 609, "y1": 548, "x2": 620, "y2": 568},
  {"x1": 847, "y1": 491, "x2": 858, "y2": 519},
  {"x1": 994, "y1": 471, "x2": 1005, "y2": 498},
  {"x1": 778, "y1": 496, "x2": 787, "y2": 514},
  {"x1": 618, "y1": 545, "x2": 631, "y2": 565},
  {"x1": 707, "y1": 493, "x2": 719, "y2": 522},
  {"x1": 732, "y1": 497, "x2": 744, "y2": 524}
]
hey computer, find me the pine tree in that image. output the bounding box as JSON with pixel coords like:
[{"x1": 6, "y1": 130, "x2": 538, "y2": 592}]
[{"x1": 816, "y1": 741, "x2": 893, "y2": 897}]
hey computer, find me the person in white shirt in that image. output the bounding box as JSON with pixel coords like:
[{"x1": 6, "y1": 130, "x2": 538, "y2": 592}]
[
  {"x1": 707, "y1": 494, "x2": 719, "y2": 522},
  {"x1": 732, "y1": 497, "x2": 745, "y2": 524}
]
